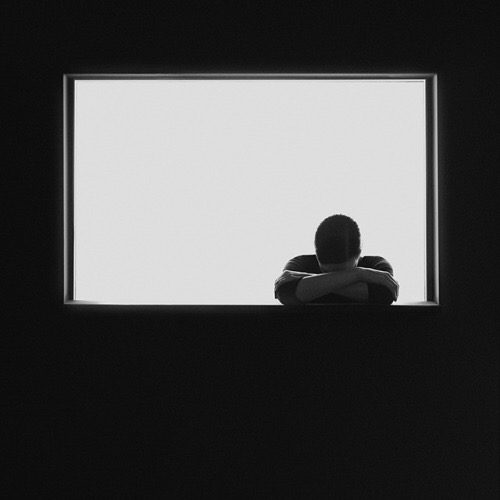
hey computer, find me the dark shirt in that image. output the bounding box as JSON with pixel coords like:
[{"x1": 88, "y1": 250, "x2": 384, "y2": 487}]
[{"x1": 275, "y1": 254, "x2": 395, "y2": 305}]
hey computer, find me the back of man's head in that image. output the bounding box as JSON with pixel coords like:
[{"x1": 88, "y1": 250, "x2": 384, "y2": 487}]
[{"x1": 315, "y1": 214, "x2": 361, "y2": 264}]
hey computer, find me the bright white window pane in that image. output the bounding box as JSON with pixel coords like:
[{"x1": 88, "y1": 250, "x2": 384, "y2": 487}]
[{"x1": 73, "y1": 79, "x2": 426, "y2": 304}]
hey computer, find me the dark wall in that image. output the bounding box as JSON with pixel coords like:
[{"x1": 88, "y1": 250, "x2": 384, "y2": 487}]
[{"x1": 6, "y1": 2, "x2": 498, "y2": 497}]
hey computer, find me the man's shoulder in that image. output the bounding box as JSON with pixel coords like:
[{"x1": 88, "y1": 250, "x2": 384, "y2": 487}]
[
  {"x1": 359, "y1": 255, "x2": 386, "y2": 265},
  {"x1": 284, "y1": 254, "x2": 320, "y2": 272},
  {"x1": 358, "y1": 255, "x2": 393, "y2": 272}
]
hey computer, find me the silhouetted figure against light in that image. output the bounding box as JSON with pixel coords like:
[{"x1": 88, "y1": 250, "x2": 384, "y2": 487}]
[{"x1": 275, "y1": 214, "x2": 399, "y2": 305}]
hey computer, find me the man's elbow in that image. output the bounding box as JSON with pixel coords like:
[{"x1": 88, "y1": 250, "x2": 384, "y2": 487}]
[
  {"x1": 368, "y1": 285, "x2": 395, "y2": 305},
  {"x1": 276, "y1": 293, "x2": 303, "y2": 306},
  {"x1": 377, "y1": 294, "x2": 395, "y2": 305},
  {"x1": 275, "y1": 286, "x2": 303, "y2": 306},
  {"x1": 276, "y1": 295, "x2": 294, "y2": 306}
]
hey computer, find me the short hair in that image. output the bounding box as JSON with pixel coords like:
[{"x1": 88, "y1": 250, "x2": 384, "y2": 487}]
[{"x1": 314, "y1": 214, "x2": 361, "y2": 264}]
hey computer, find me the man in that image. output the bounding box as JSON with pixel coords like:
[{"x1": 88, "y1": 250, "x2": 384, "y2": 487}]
[{"x1": 274, "y1": 214, "x2": 399, "y2": 305}]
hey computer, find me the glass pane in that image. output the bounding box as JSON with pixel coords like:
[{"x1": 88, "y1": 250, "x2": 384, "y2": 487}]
[{"x1": 73, "y1": 79, "x2": 426, "y2": 304}]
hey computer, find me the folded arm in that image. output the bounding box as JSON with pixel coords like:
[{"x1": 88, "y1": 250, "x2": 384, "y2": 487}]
[
  {"x1": 295, "y1": 269, "x2": 368, "y2": 303},
  {"x1": 275, "y1": 269, "x2": 368, "y2": 304},
  {"x1": 275, "y1": 266, "x2": 398, "y2": 305}
]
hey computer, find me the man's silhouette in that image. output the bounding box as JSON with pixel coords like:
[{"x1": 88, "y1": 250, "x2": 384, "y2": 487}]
[{"x1": 274, "y1": 214, "x2": 399, "y2": 305}]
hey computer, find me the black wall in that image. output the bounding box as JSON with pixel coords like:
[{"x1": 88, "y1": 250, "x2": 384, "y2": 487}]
[{"x1": 6, "y1": 2, "x2": 498, "y2": 497}]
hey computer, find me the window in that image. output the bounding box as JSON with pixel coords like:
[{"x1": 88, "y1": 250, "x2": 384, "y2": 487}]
[{"x1": 64, "y1": 74, "x2": 438, "y2": 305}]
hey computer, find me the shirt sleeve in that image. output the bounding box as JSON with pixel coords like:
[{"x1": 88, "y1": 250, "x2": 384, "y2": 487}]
[
  {"x1": 275, "y1": 279, "x2": 304, "y2": 305},
  {"x1": 365, "y1": 256, "x2": 395, "y2": 305},
  {"x1": 370, "y1": 256, "x2": 393, "y2": 274},
  {"x1": 282, "y1": 255, "x2": 311, "y2": 272},
  {"x1": 274, "y1": 256, "x2": 309, "y2": 305}
]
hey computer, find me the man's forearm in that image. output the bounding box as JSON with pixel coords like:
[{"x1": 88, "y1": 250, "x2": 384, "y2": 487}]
[
  {"x1": 332, "y1": 282, "x2": 369, "y2": 302},
  {"x1": 295, "y1": 269, "x2": 362, "y2": 303}
]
